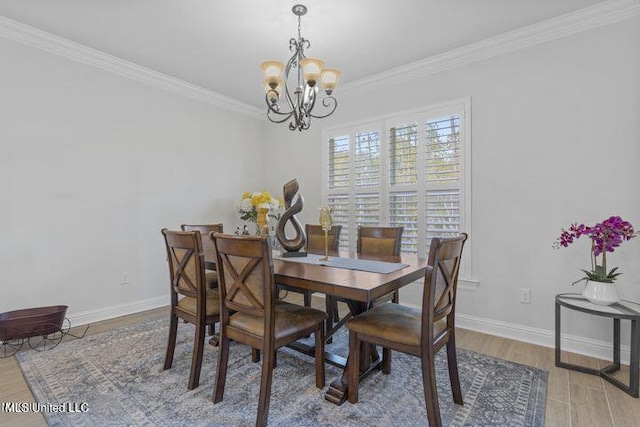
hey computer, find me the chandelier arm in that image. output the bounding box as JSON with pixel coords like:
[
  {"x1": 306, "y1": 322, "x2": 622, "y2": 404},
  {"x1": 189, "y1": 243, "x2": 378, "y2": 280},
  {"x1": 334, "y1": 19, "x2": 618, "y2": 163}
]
[
  {"x1": 267, "y1": 107, "x2": 295, "y2": 124},
  {"x1": 308, "y1": 96, "x2": 338, "y2": 119}
]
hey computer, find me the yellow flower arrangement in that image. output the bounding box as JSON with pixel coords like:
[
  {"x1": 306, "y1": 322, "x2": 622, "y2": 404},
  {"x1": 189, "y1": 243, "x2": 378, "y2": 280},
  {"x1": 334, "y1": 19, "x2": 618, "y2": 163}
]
[{"x1": 234, "y1": 190, "x2": 281, "y2": 223}]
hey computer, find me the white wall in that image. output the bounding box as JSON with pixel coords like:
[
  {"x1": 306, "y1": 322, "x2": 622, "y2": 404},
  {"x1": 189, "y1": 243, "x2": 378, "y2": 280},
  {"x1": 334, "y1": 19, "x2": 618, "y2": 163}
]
[
  {"x1": 264, "y1": 18, "x2": 640, "y2": 350},
  {"x1": 0, "y1": 37, "x2": 266, "y2": 320}
]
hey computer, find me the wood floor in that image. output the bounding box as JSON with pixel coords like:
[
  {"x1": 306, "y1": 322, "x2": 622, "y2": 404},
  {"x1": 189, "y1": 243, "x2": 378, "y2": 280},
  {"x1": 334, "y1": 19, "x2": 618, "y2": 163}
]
[{"x1": 1, "y1": 295, "x2": 639, "y2": 426}]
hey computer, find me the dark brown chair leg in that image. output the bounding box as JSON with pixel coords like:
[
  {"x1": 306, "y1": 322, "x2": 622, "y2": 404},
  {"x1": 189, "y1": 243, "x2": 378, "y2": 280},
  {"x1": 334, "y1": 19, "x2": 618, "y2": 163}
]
[
  {"x1": 188, "y1": 322, "x2": 205, "y2": 390},
  {"x1": 252, "y1": 348, "x2": 260, "y2": 362},
  {"x1": 213, "y1": 335, "x2": 230, "y2": 403},
  {"x1": 303, "y1": 291, "x2": 312, "y2": 307},
  {"x1": 315, "y1": 326, "x2": 325, "y2": 388},
  {"x1": 382, "y1": 347, "x2": 392, "y2": 374},
  {"x1": 163, "y1": 314, "x2": 178, "y2": 370},
  {"x1": 446, "y1": 335, "x2": 463, "y2": 405},
  {"x1": 256, "y1": 345, "x2": 275, "y2": 427},
  {"x1": 347, "y1": 330, "x2": 360, "y2": 404},
  {"x1": 208, "y1": 323, "x2": 215, "y2": 336},
  {"x1": 332, "y1": 298, "x2": 340, "y2": 322},
  {"x1": 392, "y1": 290, "x2": 399, "y2": 304},
  {"x1": 421, "y1": 351, "x2": 442, "y2": 427}
]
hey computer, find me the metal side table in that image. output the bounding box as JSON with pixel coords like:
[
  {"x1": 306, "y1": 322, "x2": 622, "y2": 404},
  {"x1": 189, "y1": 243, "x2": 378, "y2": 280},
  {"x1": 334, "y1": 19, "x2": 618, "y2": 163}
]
[{"x1": 555, "y1": 293, "x2": 640, "y2": 397}]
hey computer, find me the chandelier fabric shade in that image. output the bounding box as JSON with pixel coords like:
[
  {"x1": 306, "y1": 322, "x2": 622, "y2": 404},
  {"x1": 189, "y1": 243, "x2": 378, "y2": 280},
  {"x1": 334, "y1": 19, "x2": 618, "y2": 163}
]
[{"x1": 260, "y1": 4, "x2": 340, "y2": 131}]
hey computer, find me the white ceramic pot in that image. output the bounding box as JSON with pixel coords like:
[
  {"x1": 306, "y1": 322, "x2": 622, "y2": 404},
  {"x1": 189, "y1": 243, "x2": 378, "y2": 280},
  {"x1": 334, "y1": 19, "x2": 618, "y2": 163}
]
[{"x1": 582, "y1": 280, "x2": 620, "y2": 305}]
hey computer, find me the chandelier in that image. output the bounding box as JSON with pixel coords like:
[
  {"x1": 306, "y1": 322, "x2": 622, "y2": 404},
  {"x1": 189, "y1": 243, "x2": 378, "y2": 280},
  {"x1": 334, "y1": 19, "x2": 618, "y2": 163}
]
[{"x1": 261, "y1": 4, "x2": 341, "y2": 132}]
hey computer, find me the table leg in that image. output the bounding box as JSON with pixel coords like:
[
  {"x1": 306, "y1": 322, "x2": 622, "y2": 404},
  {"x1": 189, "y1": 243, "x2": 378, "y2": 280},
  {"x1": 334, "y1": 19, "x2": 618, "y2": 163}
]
[
  {"x1": 613, "y1": 318, "x2": 621, "y2": 368},
  {"x1": 555, "y1": 301, "x2": 562, "y2": 365},
  {"x1": 325, "y1": 300, "x2": 382, "y2": 405},
  {"x1": 630, "y1": 320, "x2": 639, "y2": 397}
]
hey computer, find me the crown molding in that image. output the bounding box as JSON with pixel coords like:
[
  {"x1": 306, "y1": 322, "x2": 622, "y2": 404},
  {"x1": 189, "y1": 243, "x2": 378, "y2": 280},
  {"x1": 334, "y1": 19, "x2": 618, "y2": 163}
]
[
  {"x1": 340, "y1": 0, "x2": 640, "y2": 97},
  {"x1": 1, "y1": 0, "x2": 638, "y2": 112},
  {"x1": 0, "y1": 15, "x2": 264, "y2": 120}
]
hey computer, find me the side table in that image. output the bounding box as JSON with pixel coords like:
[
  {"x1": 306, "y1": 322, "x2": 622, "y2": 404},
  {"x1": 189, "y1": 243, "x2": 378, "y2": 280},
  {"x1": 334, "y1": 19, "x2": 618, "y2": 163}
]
[{"x1": 555, "y1": 293, "x2": 640, "y2": 397}]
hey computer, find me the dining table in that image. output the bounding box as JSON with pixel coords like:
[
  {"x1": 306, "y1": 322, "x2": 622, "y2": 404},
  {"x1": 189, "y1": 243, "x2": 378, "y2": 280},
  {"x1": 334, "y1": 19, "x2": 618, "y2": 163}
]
[{"x1": 204, "y1": 242, "x2": 429, "y2": 405}]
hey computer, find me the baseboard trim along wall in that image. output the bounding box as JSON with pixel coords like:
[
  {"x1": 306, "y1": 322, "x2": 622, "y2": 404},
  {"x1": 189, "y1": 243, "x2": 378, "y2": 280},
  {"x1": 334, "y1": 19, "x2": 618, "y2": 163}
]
[
  {"x1": 67, "y1": 296, "x2": 168, "y2": 327},
  {"x1": 456, "y1": 313, "x2": 631, "y2": 365}
]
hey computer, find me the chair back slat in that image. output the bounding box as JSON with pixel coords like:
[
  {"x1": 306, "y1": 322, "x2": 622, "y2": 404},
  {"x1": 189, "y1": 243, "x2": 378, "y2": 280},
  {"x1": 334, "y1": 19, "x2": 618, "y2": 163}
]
[
  {"x1": 181, "y1": 224, "x2": 223, "y2": 266},
  {"x1": 422, "y1": 233, "x2": 468, "y2": 339},
  {"x1": 306, "y1": 224, "x2": 342, "y2": 253},
  {"x1": 357, "y1": 226, "x2": 403, "y2": 256},
  {"x1": 212, "y1": 234, "x2": 274, "y2": 319},
  {"x1": 162, "y1": 229, "x2": 206, "y2": 300}
]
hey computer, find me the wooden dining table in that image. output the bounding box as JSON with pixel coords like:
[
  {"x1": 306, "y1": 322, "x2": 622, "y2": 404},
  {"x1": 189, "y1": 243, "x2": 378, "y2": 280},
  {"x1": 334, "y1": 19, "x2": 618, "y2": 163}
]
[{"x1": 204, "y1": 243, "x2": 429, "y2": 405}]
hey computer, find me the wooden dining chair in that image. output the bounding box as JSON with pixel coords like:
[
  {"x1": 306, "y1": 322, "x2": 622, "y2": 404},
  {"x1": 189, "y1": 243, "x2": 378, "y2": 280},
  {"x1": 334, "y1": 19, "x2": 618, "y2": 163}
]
[
  {"x1": 346, "y1": 233, "x2": 468, "y2": 427},
  {"x1": 211, "y1": 233, "x2": 327, "y2": 427},
  {"x1": 180, "y1": 223, "x2": 223, "y2": 289},
  {"x1": 278, "y1": 224, "x2": 342, "y2": 305},
  {"x1": 277, "y1": 224, "x2": 342, "y2": 344},
  {"x1": 357, "y1": 225, "x2": 404, "y2": 304},
  {"x1": 161, "y1": 228, "x2": 221, "y2": 390}
]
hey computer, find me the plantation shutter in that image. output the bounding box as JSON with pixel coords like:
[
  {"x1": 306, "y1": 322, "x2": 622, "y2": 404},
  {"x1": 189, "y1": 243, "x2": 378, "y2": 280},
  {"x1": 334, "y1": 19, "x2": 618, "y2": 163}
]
[
  {"x1": 328, "y1": 135, "x2": 349, "y2": 190},
  {"x1": 389, "y1": 192, "x2": 418, "y2": 254},
  {"x1": 424, "y1": 114, "x2": 462, "y2": 250},
  {"x1": 389, "y1": 124, "x2": 418, "y2": 185},
  {"x1": 354, "y1": 131, "x2": 381, "y2": 188},
  {"x1": 327, "y1": 195, "x2": 350, "y2": 250}
]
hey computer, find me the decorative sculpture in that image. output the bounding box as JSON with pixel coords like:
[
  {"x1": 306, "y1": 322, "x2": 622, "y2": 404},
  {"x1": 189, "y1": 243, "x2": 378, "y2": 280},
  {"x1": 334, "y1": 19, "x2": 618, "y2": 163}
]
[
  {"x1": 318, "y1": 207, "x2": 333, "y2": 261},
  {"x1": 276, "y1": 179, "x2": 307, "y2": 257}
]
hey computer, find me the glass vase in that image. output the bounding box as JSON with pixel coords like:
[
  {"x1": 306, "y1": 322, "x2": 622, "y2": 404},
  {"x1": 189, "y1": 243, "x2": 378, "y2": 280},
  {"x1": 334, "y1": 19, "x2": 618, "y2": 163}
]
[{"x1": 256, "y1": 207, "x2": 269, "y2": 236}]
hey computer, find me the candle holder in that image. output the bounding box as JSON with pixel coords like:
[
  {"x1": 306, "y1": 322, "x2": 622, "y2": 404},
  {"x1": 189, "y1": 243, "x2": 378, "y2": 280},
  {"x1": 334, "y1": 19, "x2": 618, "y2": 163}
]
[{"x1": 318, "y1": 207, "x2": 333, "y2": 261}]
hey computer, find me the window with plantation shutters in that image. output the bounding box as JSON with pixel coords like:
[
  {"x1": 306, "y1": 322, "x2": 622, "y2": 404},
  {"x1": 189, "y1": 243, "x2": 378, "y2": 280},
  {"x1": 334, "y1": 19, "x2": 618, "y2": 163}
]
[
  {"x1": 355, "y1": 194, "x2": 380, "y2": 226},
  {"x1": 328, "y1": 135, "x2": 349, "y2": 190},
  {"x1": 389, "y1": 123, "x2": 418, "y2": 185},
  {"x1": 389, "y1": 192, "x2": 418, "y2": 254},
  {"x1": 323, "y1": 100, "x2": 470, "y2": 279},
  {"x1": 355, "y1": 131, "x2": 381, "y2": 188},
  {"x1": 327, "y1": 195, "x2": 350, "y2": 250}
]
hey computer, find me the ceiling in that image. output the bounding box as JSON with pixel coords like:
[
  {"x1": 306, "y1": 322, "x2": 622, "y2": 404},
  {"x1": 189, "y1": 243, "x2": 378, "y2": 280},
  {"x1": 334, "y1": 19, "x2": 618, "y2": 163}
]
[{"x1": 0, "y1": 0, "x2": 607, "y2": 109}]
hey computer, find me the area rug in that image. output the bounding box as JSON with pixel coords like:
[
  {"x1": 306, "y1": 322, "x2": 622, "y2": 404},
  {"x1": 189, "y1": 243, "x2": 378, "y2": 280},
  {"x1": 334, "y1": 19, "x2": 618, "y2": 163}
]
[{"x1": 16, "y1": 318, "x2": 547, "y2": 426}]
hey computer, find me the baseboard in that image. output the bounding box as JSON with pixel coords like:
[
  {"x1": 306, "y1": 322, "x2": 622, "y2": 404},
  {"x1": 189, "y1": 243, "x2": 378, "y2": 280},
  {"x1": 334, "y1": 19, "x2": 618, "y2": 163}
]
[
  {"x1": 67, "y1": 296, "x2": 168, "y2": 327},
  {"x1": 456, "y1": 313, "x2": 632, "y2": 365},
  {"x1": 71, "y1": 295, "x2": 631, "y2": 365}
]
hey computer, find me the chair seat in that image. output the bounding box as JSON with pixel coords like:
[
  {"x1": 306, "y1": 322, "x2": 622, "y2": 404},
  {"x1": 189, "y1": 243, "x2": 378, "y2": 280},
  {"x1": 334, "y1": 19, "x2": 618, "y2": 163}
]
[
  {"x1": 229, "y1": 301, "x2": 327, "y2": 340},
  {"x1": 177, "y1": 289, "x2": 220, "y2": 316},
  {"x1": 346, "y1": 303, "x2": 445, "y2": 347},
  {"x1": 205, "y1": 270, "x2": 218, "y2": 289}
]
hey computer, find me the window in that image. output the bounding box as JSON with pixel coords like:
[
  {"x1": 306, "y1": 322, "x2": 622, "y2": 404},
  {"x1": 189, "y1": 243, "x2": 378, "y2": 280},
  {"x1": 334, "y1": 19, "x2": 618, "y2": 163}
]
[{"x1": 323, "y1": 100, "x2": 471, "y2": 277}]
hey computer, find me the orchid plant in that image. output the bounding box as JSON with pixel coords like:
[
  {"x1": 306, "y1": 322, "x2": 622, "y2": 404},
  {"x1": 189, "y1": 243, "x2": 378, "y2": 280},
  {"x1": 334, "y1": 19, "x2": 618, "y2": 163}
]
[{"x1": 554, "y1": 216, "x2": 637, "y2": 285}]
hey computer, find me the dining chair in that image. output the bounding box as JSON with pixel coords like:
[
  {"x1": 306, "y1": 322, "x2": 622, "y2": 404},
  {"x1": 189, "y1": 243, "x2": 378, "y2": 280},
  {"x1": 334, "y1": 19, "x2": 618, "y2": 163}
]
[
  {"x1": 161, "y1": 228, "x2": 221, "y2": 390},
  {"x1": 277, "y1": 224, "x2": 342, "y2": 344},
  {"x1": 357, "y1": 225, "x2": 404, "y2": 304},
  {"x1": 211, "y1": 233, "x2": 327, "y2": 427},
  {"x1": 278, "y1": 224, "x2": 342, "y2": 305},
  {"x1": 180, "y1": 223, "x2": 223, "y2": 289},
  {"x1": 346, "y1": 233, "x2": 468, "y2": 427}
]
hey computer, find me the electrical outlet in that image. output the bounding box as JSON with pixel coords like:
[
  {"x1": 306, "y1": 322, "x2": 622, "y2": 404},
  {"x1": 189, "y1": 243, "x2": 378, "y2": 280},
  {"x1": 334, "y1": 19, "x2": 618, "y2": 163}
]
[
  {"x1": 519, "y1": 288, "x2": 531, "y2": 304},
  {"x1": 120, "y1": 272, "x2": 130, "y2": 286}
]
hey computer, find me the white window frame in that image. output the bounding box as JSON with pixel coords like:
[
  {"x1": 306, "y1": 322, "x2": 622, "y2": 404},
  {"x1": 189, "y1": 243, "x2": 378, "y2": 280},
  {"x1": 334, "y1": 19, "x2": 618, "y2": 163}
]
[{"x1": 321, "y1": 98, "x2": 473, "y2": 281}]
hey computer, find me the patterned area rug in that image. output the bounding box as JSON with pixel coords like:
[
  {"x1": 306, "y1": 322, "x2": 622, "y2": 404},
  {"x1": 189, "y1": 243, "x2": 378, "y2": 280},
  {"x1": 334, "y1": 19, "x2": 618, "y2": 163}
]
[{"x1": 16, "y1": 318, "x2": 547, "y2": 426}]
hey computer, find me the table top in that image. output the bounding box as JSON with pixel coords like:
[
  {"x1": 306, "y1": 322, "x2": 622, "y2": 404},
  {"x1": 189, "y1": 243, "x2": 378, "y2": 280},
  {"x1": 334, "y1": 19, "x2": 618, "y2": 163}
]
[
  {"x1": 556, "y1": 293, "x2": 640, "y2": 320},
  {"x1": 205, "y1": 245, "x2": 429, "y2": 304},
  {"x1": 274, "y1": 251, "x2": 428, "y2": 303}
]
